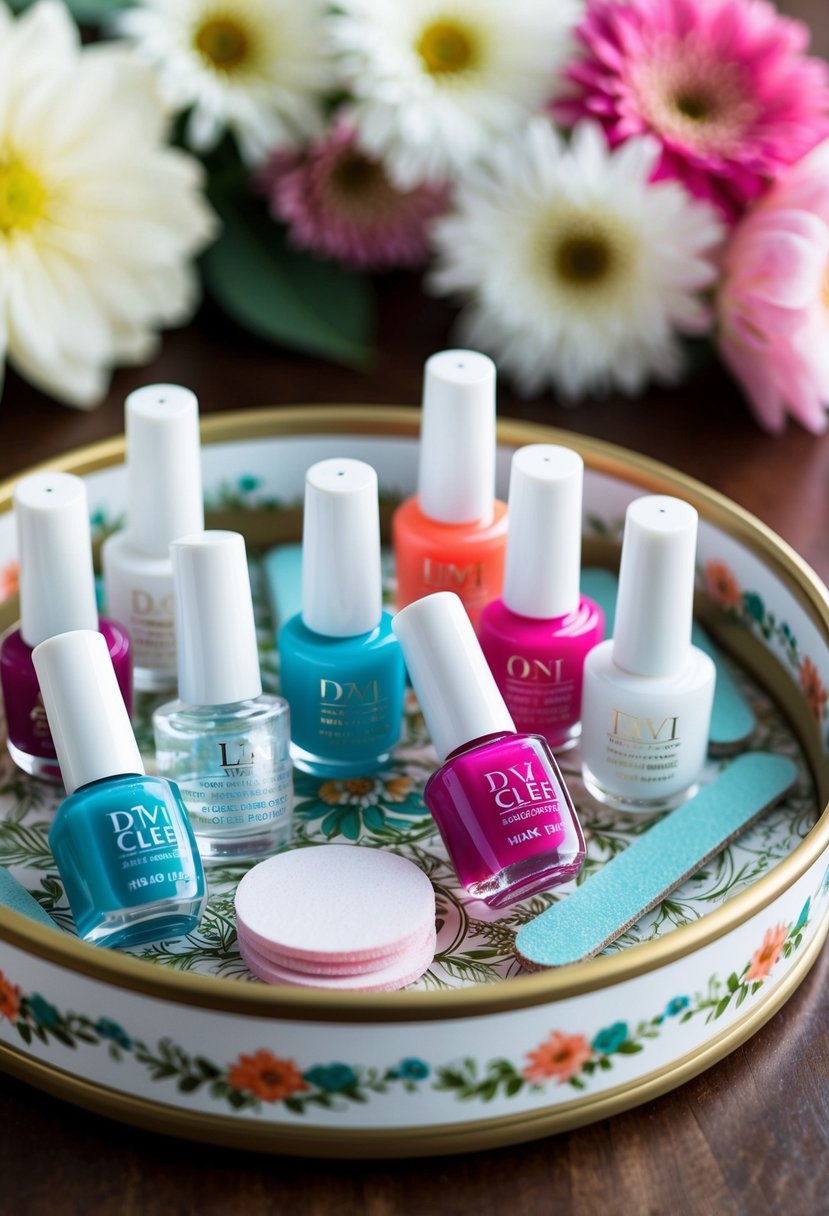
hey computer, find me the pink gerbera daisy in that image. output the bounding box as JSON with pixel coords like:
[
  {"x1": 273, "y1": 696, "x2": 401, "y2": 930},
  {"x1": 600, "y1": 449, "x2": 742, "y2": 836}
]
[
  {"x1": 260, "y1": 120, "x2": 449, "y2": 270},
  {"x1": 554, "y1": 0, "x2": 829, "y2": 219}
]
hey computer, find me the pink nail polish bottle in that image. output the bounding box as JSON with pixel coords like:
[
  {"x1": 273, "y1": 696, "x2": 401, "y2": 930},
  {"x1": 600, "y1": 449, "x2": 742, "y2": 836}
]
[
  {"x1": 478, "y1": 445, "x2": 604, "y2": 751},
  {"x1": 393, "y1": 592, "x2": 585, "y2": 908},
  {"x1": 0, "y1": 473, "x2": 132, "y2": 782}
]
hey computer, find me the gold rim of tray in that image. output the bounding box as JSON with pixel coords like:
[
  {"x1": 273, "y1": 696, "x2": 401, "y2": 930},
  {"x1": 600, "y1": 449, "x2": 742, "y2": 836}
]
[{"x1": 1, "y1": 405, "x2": 828, "y2": 1022}]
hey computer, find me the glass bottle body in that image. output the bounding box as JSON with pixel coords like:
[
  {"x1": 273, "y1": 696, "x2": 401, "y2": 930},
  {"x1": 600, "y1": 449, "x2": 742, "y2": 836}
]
[
  {"x1": 103, "y1": 533, "x2": 177, "y2": 691},
  {"x1": 153, "y1": 696, "x2": 293, "y2": 861}
]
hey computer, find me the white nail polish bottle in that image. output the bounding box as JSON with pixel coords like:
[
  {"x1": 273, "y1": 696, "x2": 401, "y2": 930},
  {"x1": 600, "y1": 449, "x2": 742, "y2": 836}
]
[
  {"x1": 102, "y1": 384, "x2": 204, "y2": 691},
  {"x1": 580, "y1": 495, "x2": 715, "y2": 813}
]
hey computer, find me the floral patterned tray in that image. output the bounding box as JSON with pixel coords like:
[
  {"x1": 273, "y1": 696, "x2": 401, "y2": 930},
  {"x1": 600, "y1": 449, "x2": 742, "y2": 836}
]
[{"x1": 1, "y1": 407, "x2": 828, "y2": 1156}]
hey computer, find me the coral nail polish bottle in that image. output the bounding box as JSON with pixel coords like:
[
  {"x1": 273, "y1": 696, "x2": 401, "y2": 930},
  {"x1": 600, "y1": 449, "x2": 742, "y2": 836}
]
[
  {"x1": 392, "y1": 592, "x2": 585, "y2": 908},
  {"x1": 102, "y1": 384, "x2": 204, "y2": 691},
  {"x1": 34, "y1": 630, "x2": 206, "y2": 947},
  {"x1": 153, "y1": 531, "x2": 293, "y2": 861},
  {"x1": 478, "y1": 445, "x2": 604, "y2": 751},
  {"x1": 392, "y1": 349, "x2": 507, "y2": 629},
  {"x1": 581, "y1": 495, "x2": 716, "y2": 813},
  {"x1": 0, "y1": 472, "x2": 132, "y2": 782},
  {"x1": 279, "y1": 459, "x2": 405, "y2": 776}
]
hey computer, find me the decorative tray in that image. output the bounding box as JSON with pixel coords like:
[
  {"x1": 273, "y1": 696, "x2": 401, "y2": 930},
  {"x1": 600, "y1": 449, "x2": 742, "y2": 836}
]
[{"x1": 1, "y1": 406, "x2": 828, "y2": 1158}]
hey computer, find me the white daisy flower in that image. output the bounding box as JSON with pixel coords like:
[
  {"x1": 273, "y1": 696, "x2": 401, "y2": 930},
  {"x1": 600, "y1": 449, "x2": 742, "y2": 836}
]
[
  {"x1": 330, "y1": 0, "x2": 580, "y2": 188},
  {"x1": 119, "y1": 0, "x2": 331, "y2": 164},
  {"x1": 430, "y1": 120, "x2": 724, "y2": 398},
  {"x1": 0, "y1": 0, "x2": 216, "y2": 407}
]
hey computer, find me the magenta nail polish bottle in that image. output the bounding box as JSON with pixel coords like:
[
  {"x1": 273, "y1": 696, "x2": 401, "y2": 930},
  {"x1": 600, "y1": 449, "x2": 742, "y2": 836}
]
[
  {"x1": 393, "y1": 592, "x2": 585, "y2": 908},
  {"x1": 478, "y1": 445, "x2": 604, "y2": 752},
  {"x1": 0, "y1": 473, "x2": 132, "y2": 782}
]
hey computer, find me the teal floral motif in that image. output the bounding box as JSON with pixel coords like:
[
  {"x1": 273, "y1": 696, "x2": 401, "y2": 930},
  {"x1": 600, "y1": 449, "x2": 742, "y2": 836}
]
[
  {"x1": 665, "y1": 996, "x2": 690, "y2": 1016},
  {"x1": 28, "y1": 994, "x2": 61, "y2": 1031},
  {"x1": 303, "y1": 1063, "x2": 359, "y2": 1093},
  {"x1": 292, "y1": 770, "x2": 432, "y2": 844},
  {"x1": 95, "y1": 1019, "x2": 133, "y2": 1052},
  {"x1": 591, "y1": 1022, "x2": 630, "y2": 1054},
  {"x1": 395, "y1": 1057, "x2": 430, "y2": 1080},
  {"x1": 204, "y1": 476, "x2": 285, "y2": 513}
]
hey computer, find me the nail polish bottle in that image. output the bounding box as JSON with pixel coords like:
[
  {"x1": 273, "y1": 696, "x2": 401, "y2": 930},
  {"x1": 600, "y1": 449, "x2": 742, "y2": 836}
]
[
  {"x1": 392, "y1": 592, "x2": 585, "y2": 908},
  {"x1": 478, "y1": 445, "x2": 604, "y2": 751},
  {"x1": 153, "y1": 531, "x2": 293, "y2": 861},
  {"x1": 279, "y1": 459, "x2": 405, "y2": 777},
  {"x1": 581, "y1": 495, "x2": 716, "y2": 813},
  {"x1": 102, "y1": 384, "x2": 204, "y2": 691},
  {"x1": 392, "y1": 350, "x2": 508, "y2": 629},
  {"x1": 33, "y1": 630, "x2": 205, "y2": 947},
  {"x1": 0, "y1": 473, "x2": 132, "y2": 782}
]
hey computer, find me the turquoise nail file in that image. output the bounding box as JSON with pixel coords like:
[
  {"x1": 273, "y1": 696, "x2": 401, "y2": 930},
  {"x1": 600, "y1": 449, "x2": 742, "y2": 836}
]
[
  {"x1": 0, "y1": 868, "x2": 59, "y2": 930},
  {"x1": 581, "y1": 567, "x2": 755, "y2": 753},
  {"x1": 514, "y1": 752, "x2": 797, "y2": 970}
]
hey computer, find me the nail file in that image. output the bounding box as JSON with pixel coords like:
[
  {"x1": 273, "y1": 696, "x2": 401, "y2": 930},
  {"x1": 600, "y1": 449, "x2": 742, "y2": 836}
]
[
  {"x1": 0, "y1": 868, "x2": 59, "y2": 930},
  {"x1": 514, "y1": 752, "x2": 797, "y2": 970},
  {"x1": 581, "y1": 567, "x2": 756, "y2": 753}
]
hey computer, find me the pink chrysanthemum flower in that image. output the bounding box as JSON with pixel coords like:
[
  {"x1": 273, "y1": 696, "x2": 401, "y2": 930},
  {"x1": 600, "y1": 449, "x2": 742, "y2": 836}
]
[
  {"x1": 717, "y1": 140, "x2": 829, "y2": 433},
  {"x1": 260, "y1": 121, "x2": 449, "y2": 270},
  {"x1": 555, "y1": 0, "x2": 829, "y2": 219}
]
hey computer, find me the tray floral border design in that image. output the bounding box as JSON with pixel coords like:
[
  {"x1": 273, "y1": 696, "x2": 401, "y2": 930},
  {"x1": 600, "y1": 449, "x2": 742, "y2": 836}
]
[{"x1": 1, "y1": 882, "x2": 822, "y2": 1117}]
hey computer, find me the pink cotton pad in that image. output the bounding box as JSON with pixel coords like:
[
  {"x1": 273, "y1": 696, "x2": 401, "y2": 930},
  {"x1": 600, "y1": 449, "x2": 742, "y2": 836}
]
[
  {"x1": 234, "y1": 844, "x2": 436, "y2": 964},
  {"x1": 238, "y1": 926, "x2": 437, "y2": 992},
  {"x1": 235, "y1": 920, "x2": 435, "y2": 977}
]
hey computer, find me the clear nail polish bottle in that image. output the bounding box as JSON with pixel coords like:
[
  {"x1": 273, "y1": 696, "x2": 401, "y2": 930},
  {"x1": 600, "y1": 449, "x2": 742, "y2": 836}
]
[
  {"x1": 279, "y1": 458, "x2": 406, "y2": 777},
  {"x1": 478, "y1": 445, "x2": 604, "y2": 750},
  {"x1": 153, "y1": 531, "x2": 293, "y2": 861},
  {"x1": 0, "y1": 472, "x2": 132, "y2": 782},
  {"x1": 393, "y1": 592, "x2": 585, "y2": 908},
  {"x1": 392, "y1": 350, "x2": 508, "y2": 629},
  {"x1": 102, "y1": 384, "x2": 204, "y2": 691},
  {"x1": 581, "y1": 495, "x2": 716, "y2": 813},
  {"x1": 33, "y1": 630, "x2": 205, "y2": 948}
]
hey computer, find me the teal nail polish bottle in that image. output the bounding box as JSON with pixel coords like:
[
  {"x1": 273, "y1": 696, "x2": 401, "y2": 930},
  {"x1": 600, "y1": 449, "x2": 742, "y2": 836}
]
[
  {"x1": 279, "y1": 459, "x2": 405, "y2": 777},
  {"x1": 34, "y1": 630, "x2": 206, "y2": 949}
]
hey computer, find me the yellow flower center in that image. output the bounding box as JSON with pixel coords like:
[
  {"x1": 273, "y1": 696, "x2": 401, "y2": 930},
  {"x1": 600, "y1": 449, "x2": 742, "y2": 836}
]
[
  {"x1": 554, "y1": 232, "x2": 613, "y2": 287},
  {"x1": 194, "y1": 16, "x2": 250, "y2": 71},
  {"x1": 416, "y1": 19, "x2": 477, "y2": 76},
  {"x1": 0, "y1": 159, "x2": 46, "y2": 234}
]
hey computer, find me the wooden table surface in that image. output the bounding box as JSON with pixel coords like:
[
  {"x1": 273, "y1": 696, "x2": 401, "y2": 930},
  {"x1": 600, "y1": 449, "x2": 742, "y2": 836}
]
[{"x1": 3, "y1": 4, "x2": 829, "y2": 1203}]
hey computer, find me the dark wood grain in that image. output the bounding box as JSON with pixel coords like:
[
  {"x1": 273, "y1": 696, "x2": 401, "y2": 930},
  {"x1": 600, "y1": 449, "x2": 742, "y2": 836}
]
[{"x1": 3, "y1": 1, "x2": 829, "y2": 1205}]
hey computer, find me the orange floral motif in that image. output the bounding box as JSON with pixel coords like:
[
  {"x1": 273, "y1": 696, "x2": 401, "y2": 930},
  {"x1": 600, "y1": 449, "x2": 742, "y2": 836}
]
[
  {"x1": 523, "y1": 1031, "x2": 593, "y2": 1084},
  {"x1": 318, "y1": 778, "x2": 375, "y2": 805},
  {"x1": 0, "y1": 559, "x2": 19, "y2": 602},
  {"x1": 745, "y1": 924, "x2": 788, "y2": 982},
  {"x1": 799, "y1": 657, "x2": 828, "y2": 722},
  {"x1": 0, "y1": 969, "x2": 20, "y2": 1022},
  {"x1": 383, "y1": 775, "x2": 413, "y2": 801},
  {"x1": 227, "y1": 1049, "x2": 309, "y2": 1103},
  {"x1": 703, "y1": 560, "x2": 742, "y2": 611}
]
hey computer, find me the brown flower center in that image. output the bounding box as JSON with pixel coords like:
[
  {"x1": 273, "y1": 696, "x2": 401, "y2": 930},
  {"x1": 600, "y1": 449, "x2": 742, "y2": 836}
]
[
  {"x1": 417, "y1": 20, "x2": 477, "y2": 76},
  {"x1": 195, "y1": 17, "x2": 250, "y2": 71},
  {"x1": 554, "y1": 234, "x2": 613, "y2": 286}
]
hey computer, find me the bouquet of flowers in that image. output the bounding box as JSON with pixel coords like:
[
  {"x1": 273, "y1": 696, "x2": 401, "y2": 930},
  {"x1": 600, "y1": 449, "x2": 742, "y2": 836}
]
[{"x1": 2, "y1": 0, "x2": 828, "y2": 432}]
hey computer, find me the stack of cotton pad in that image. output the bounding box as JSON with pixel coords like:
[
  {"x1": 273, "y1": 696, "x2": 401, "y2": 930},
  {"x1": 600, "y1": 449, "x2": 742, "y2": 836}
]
[{"x1": 234, "y1": 844, "x2": 436, "y2": 991}]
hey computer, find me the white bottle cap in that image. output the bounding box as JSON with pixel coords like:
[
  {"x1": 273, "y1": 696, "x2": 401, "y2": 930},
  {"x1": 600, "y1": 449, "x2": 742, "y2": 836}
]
[
  {"x1": 392, "y1": 592, "x2": 514, "y2": 762},
  {"x1": 15, "y1": 472, "x2": 99, "y2": 648},
  {"x1": 301, "y1": 458, "x2": 382, "y2": 638},
  {"x1": 417, "y1": 350, "x2": 497, "y2": 525},
  {"x1": 32, "y1": 630, "x2": 144, "y2": 794},
  {"x1": 612, "y1": 495, "x2": 699, "y2": 678},
  {"x1": 503, "y1": 445, "x2": 583, "y2": 619},
  {"x1": 125, "y1": 384, "x2": 204, "y2": 558},
  {"x1": 172, "y1": 531, "x2": 262, "y2": 706}
]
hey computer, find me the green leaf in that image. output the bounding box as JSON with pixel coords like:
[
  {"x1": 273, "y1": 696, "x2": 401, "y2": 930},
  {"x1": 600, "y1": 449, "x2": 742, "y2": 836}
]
[
  {"x1": 202, "y1": 186, "x2": 374, "y2": 369},
  {"x1": 736, "y1": 986, "x2": 748, "y2": 1008},
  {"x1": 362, "y1": 807, "x2": 385, "y2": 832},
  {"x1": 727, "y1": 972, "x2": 740, "y2": 993},
  {"x1": 178, "y1": 1075, "x2": 203, "y2": 1094},
  {"x1": 616, "y1": 1042, "x2": 643, "y2": 1055},
  {"x1": 715, "y1": 995, "x2": 732, "y2": 1018},
  {"x1": 505, "y1": 1077, "x2": 523, "y2": 1097},
  {"x1": 340, "y1": 809, "x2": 362, "y2": 841}
]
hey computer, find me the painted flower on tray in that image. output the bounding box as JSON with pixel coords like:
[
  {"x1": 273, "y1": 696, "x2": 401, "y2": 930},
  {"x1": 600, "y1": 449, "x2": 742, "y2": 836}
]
[
  {"x1": 717, "y1": 141, "x2": 829, "y2": 433},
  {"x1": 227, "y1": 1049, "x2": 309, "y2": 1102},
  {"x1": 294, "y1": 770, "x2": 428, "y2": 842},
  {"x1": 744, "y1": 923, "x2": 787, "y2": 982},
  {"x1": 303, "y1": 1063, "x2": 359, "y2": 1093},
  {"x1": 0, "y1": 1, "x2": 216, "y2": 408},
  {"x1": 798, "y1": 657, "x2": 828, "y2": 723},
  {"x1": 95, "y1": 1018, "x2": 133, "y2": 1052},
  {"x1": 27, "y1": 993, "x2": 61, "y2": 1031},
  {"x1": 431, "y1": 120, "x2": 723, "y2": 398},
  {"x1": 119, "y1": 0, "x2": 330, "y2": 164},
  {"x1": 703, "y1": 560, "x2": 742, "y2": 612},
  {"x1": 665, "y1": 995, "x2": 690, "y2": 1016},
  {"x1": 591, "y1": 1022, "x2": 629, "y2": 1055},
  {"x1": 260, "y1": 120, "x2": 448, "y2": 270},
  {"x1": 0, "y1": 969, "x2": 20, "y2": 1023},
  {"x1": 523, "y1": 1030, "x2": 593, "y2": 1083},
  {"x1": 556, "y1": 0, "x2": 829, "y2": 219},
  {"x1": 330, "y1": 0, "x2": 580, "y2": 188}
]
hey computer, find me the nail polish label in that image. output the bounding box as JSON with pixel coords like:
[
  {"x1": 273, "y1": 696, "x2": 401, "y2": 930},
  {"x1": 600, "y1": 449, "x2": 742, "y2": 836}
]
[
  {"x1": 317, "y1": 676, "x2": 392, "y2": 747},
  {"x1": 179, "y1": 742, "x2": 292, "y2": 830},
  {"x1": 503, "y1": 654, "x2": 577, "y2": 731},
  {"x1": 126, "y1": 587, "x2": 176, "y2": 670},
  {"x1": 483, "y1": 759, "x2": 566, "y2": 848},
  {"x1": 605, "y1": 708, "x2": 682, "y2": 785}
]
